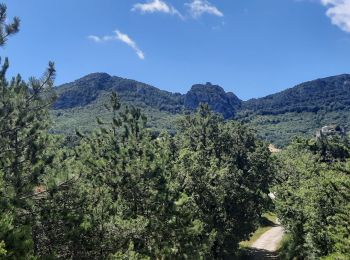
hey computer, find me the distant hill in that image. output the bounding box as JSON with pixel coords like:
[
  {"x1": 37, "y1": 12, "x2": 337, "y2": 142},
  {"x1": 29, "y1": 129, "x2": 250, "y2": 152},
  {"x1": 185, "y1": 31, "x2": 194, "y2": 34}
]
[
  {"x1": 238, "y1": 74, "x2": 350, "y2": 146},
  {"x1": 242, "y1": 74, "x2": 350, "y2": 115},
  {"x1": 54, "y1": 73, "x2": 184, "y2": 113},
  {"x1": 52, "y1": 73, "x2": 350, "y2": 147}
]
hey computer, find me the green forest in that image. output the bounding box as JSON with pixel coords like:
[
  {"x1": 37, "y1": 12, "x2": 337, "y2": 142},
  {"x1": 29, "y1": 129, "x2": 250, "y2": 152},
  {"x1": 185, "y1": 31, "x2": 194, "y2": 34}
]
[{"x1": 0, "y1": 5, "x2": 349, "y2": 259}]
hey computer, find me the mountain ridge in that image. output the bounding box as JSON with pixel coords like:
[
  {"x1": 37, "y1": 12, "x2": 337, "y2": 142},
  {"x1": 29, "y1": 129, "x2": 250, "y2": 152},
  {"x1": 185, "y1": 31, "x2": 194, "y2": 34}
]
[
  {"x1": 242, "y1": 74, "x2": 350, "y2": 115},
  {"x1": 54, "y1": 73, "x2": 242, "y2": 117},
  {"x1": 52, "y1": 73, "x2": 350, "y2": 146}
]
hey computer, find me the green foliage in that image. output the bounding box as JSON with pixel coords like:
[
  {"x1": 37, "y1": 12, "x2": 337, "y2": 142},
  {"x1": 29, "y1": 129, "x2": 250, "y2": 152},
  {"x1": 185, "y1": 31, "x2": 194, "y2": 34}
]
[
  {"x1": 174, "y1": 104, "x2": 274, "y2": 258},
  {"x1": 0, "y1": 63, "x2": 56, "y2": 258},
  {"x1": 51, "y1": 100, "x2": 180, "y2": 136},
  {"x1": 54, "y1": 73, "x2": 184, "y2": 112},
  {"x1": 273, "y1": 135, "x2": 350, "y2": 259},
  {"x1": 25, "y1": 99, "x2": 274, "y2": 259},
  {"x1": 0, "y1": 3, "x2": 20, "y2": 46},
  {"x1": 110, "y1": 242, "x2": 150, "y2": 260},
  {"x1": 33, "y1": 93, "x2": 181, "y2": 258},
  {"x1": 0, "y1": 4, "x2": 57, "y2": 258},
  {"x1": 237, "y1": 74, "x2": 350, "y2": 147}
]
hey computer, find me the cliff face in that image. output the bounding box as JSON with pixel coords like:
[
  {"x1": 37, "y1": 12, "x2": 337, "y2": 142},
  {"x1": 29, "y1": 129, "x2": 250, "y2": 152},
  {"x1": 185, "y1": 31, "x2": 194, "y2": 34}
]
[{"x1": 184, "y1": 82, "x2": 241, "y2": 118}]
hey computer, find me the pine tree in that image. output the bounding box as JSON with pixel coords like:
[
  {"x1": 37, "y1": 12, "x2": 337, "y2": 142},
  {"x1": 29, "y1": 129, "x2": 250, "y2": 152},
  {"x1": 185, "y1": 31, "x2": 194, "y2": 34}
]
[
  {"x1": 82, "y1": 93, "x2": 180, "y2": 258},
  {"x1": 0, "y1": 4, "x2": 57, "y2": 257},
  {"x1": 175, "y1": 104, "x2": 274, "y2": 258},
  {"x1": 31, "y1": 93, "x2": 180, "y2": 258}
]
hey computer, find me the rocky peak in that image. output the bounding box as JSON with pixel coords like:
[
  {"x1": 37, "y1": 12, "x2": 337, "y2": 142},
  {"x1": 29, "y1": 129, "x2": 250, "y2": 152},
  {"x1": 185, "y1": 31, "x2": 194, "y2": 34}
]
[{"x1": 184, "y1": 83, "x2": 241, "y2": 118}]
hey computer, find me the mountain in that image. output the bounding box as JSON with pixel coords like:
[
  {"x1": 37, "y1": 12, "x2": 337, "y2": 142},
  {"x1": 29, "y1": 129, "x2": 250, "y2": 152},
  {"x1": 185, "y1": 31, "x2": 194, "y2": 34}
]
[
  {"x1": 242, "y1": 74, "x2": 350, "y2": 115},
  {"x1": 52, "y1": 73, "x2": 350, "y2": 147},
  {"x1": 52, "y1": 73, "x2": 241, "y2": 135},
  {"x1": 55, "y1": 73, "x2": 241, "y2": 115},
  {"x1": 54, "y1": 73, "x2": 184, "y2": 113}
]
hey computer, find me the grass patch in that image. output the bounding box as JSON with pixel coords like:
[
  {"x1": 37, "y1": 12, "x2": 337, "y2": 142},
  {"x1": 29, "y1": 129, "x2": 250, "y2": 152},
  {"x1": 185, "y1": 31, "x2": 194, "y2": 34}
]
[
  {"x1": 276, "y1": 233, "x2": 295, "y2": 259},
  {"x1": 262, "y1": 212, "x2": 278, "y2": 224}
]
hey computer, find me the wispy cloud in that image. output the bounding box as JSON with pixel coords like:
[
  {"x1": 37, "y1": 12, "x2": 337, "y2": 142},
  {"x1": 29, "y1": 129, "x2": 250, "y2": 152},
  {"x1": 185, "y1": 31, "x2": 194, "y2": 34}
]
[
  {"x1": 132, "y1": 0, "x2": 223, "y2": 20},
  {"x1": 88, "y1": 30, "x2": 145, "y2": 60},
  {"x1": 185, "y1": 0, "x2": 223, "y2": 19},
  {"x1": 320, "y1": 0, "x2": 350, "y2": 33},
  {"x1": 88, "y1": 35, "x2": 115, "y2": 43},
  {"x1": 87, "y1": 35, "x2": 102, "y2": 43},
  {"x1": 132, "y1": 0, "x2": 183, "y2": 18},
  {"x1": 115, "y1": 30, "x2": 145, "y2": 60}
]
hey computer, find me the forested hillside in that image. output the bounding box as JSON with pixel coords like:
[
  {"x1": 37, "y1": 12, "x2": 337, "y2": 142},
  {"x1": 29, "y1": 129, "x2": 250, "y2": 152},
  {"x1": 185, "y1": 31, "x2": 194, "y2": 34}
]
[
  {"x1": 242, "y1": 74, "x2": 350, "y2": 115},
  {"x1": 52, "y1": 73, "x2": 350, "y2": 147},
  {"x1": 55, "y1": 73, "x2": 184, "y2": 112},
  {"x1": 52, "y1": 73, "x2": 184, "y2": 134},
  {"x1": 238, "y1": 75, "x2": 350, "y2": 146}
]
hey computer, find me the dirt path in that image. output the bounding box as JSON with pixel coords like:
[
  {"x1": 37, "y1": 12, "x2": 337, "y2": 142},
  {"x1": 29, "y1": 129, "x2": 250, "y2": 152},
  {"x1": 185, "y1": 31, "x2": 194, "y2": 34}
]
[
  {"x1": 245, "y1": 225, "x2": 284, "y2": 260},
  {"x1": 251, "y1": 225, "x2": 284, "y2": 252}
]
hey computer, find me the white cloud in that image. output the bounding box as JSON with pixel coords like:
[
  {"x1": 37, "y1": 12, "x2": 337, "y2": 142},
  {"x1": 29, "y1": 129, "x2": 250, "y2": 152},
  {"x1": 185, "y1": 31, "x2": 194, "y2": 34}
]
[
  {"x1": 88, "y1": 35, "x2": 115, "y2": 43},
  {"x1": 115, "y1": 30, "x2": 145, "y2": 60},
  {"x1": 185, "y1": 0, "x2": 223, "y2": 18},
  {"x1": 88, "y1": 30, "x2": 145, "y2": 60},
  {"x1": 88, "y1": 35, "x2": 102, "y2": 43},
  {"x1": 132, "y1": 0, "x2": 183, "y2": 18},
  {"x1": 320, "y1": 0, "x2": 350, "y2": 32}
]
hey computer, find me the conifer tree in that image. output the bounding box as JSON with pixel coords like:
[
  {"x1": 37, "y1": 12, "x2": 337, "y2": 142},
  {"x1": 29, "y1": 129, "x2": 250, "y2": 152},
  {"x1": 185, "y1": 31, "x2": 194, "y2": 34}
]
[
  {"x1": 32, "y1": 93, "x2": 180, "y2": 259},
  {"x1": 83, "y1": 93, "x2": 180, "y2": 258},
  {"x1": 175, "y1": 104, "x2": 274, "y2": 258},
  {"x1": 0, "y1": 4, "x2": 57, "y2": 257}
]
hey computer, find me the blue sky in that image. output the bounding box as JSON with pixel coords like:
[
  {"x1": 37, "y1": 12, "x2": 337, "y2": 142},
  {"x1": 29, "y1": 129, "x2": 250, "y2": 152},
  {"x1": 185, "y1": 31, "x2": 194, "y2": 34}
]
[{"x1": 1, "y1": 0, "x2": 350, "y2": 100}]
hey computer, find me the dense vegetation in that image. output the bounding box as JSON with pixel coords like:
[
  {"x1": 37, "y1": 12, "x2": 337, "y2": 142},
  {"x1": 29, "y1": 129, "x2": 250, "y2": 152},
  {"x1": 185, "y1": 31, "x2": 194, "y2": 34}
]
[
  {"x1": 1, "y1": 82, "x2": 274, "y2": 258},
  {"x1": 1, "y1": 4, "x2": 349, "y2": 259},
  {"x1": 274, "y1": 133, "x2": 350, "y2": 259},
  {"x1": 239, "y1": 109, "x2": 350, "y2": 148}
]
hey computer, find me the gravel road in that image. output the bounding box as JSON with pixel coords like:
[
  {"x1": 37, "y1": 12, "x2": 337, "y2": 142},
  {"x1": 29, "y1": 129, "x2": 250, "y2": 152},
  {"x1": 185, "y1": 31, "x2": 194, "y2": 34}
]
[
  {"x1": 251, "y1": 226, "x2": 284, "y2": 252},
  {"x1": 245, "y1": 225, "x2": 284, "y2": 260}
]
